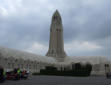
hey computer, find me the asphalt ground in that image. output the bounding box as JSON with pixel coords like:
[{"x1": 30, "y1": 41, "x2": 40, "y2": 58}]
[{"x1": 1, "y1": 76, "x2": 111, "y2": 85}]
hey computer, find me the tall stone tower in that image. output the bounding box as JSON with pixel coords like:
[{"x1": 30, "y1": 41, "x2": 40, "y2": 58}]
[{"x1": 46, "y1": 10, "x2": 67, "y2": 62}]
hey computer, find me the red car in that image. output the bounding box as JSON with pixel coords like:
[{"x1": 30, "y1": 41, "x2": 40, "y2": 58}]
[
  {"x1": 6, "y1": 71, "x2": 20, "y2": 80},
  {"x1": 6, "y1": 71, "x2": 15, "y2": 80}
]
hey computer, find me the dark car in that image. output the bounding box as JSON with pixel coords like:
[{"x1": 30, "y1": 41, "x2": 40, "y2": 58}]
[
  {"x1": 6, "y1": 71, "x2": 15, "y2": 80},
  {"x1": 6, "y1": 69, "x2": 20, "y2": 80},
  {"x1": 13, "y1": 68, "x2": 20, "y2": 80},
  {"x1": 6, "y1": 69, "x2": 29, "y2": 80},
  {"x1": 20, "y1": 70, "x2": 29, "y2": 80},
  {"x1": 0, "y1": 67, "x2": 6, "y2": 83}
]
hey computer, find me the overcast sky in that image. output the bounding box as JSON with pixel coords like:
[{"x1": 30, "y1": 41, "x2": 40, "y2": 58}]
[{"x1": 0, "y1": 0, "x2": 111, "y2": 58}]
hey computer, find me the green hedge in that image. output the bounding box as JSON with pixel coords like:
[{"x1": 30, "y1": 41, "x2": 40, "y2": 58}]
[
  {"x1": 32, "y1": 72, "x2": 40, "y2": 75},
  {"x1": 39, "y1": 64, "x2": 92, "y2": 77}
]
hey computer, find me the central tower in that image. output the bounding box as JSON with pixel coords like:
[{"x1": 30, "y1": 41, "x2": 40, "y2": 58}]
[{"x1": 46, "y1": 10, "x2": 67, "y2": 62}]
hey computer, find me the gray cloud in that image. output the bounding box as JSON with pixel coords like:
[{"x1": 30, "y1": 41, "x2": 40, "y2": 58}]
[{"x1": 0, "y1": 0, "x2": 111, "y2": 58}]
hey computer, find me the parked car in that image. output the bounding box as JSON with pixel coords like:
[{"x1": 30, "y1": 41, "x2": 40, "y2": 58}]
[
  {"x1": 0, "y1": 67, "x2": 6, "y2": 83},
  {"x1": 5, "y1": 68, "x2": 29, "y2": 81},
  {"x1": 6, "y1": 71, "x2": 15, "y2": 80},
  {"x1": 13, "y1": 68, "x2": 20, "y2": 80},
  {"x1": 12, "y1": 68, "x2": 29, "y2": 80},
  {"x1": 20, "y1": 70, "x2": 29, "y2": 79},
  {"x1": 6, "y1": 68, "x2": 20, "y2": 80}
]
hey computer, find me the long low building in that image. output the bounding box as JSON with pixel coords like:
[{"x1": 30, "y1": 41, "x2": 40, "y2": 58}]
[
  {"x1": 64, "y1": 56, "x2": 111, "y2": 76},
  {"x1": 0, "y1": 46, "x2": 111, "y2": 76},
  {"x1": 0, "y1": 46, "x2": 57, "y2": 73}
]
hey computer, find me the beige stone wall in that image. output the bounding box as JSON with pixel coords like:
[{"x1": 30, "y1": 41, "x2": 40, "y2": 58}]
[
  {"x1": 46, "y1": 10, "x2": 67, "y2": 62},
  {"x1": 0, "y1": 56, "x2": 50, "y2": 73}
]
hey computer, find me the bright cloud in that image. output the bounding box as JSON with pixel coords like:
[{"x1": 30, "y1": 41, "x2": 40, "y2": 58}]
[
  {"x1": 65, "y1": 41, "x2": 102, "y2": 56},
  {"x1": 26, "y1": 42, "x2": 48, "y2": 55}
]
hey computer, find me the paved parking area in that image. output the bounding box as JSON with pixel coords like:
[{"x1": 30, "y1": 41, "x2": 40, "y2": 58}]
[{"x1": 1, "y1": 76, "x2": 111, "y2": 85}]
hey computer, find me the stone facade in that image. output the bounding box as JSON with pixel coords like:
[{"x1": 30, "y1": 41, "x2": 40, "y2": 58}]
[
  {"x1": 0, "y1": 46, "x2": 57, "y2": 73},
  {"x1": 46, "y1": 10, "x2": 67, "y2": 62}
]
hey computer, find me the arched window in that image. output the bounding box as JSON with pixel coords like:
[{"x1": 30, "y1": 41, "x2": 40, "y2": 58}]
[
  {"x1": 21, "y1": 64, "x2": 23, "y2": 69},
  {"x1": 4, "y1": 58, "x2": 7, "y2": 64},
  {"x1": 12, "y1": 63, "x2": 14, "y2": 68},
  {"x1": 27, "y1": 64, "x2": 29, "y2": 69},
  {"x1": 29, "y1": 64, "x2": 31, "y2": 69},
  {"x1": 8, "y1": 63, "x2": 11, "y2": 68},
  {"x1": 15, "y1": 59, "x2": 18, "y2": 62},
  {"x1": 18, "y1": 64, "x2": 20, "y2": 68},
  {"x1": 54, "y1": 16, "x2": 57, "y2": 20}
]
